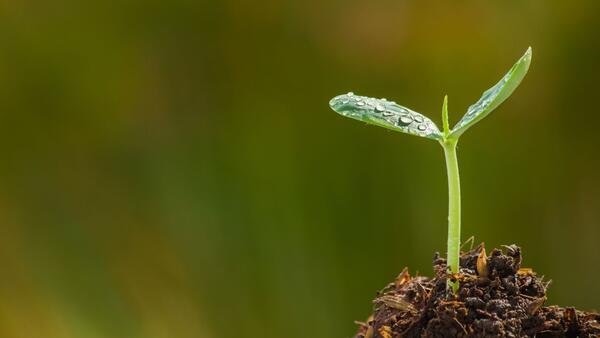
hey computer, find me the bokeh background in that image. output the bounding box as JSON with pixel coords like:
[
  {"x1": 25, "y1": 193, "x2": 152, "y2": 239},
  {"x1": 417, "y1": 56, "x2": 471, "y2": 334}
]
[{"x1": 0, "y1": 1, "x2": 599, "y2": 337}]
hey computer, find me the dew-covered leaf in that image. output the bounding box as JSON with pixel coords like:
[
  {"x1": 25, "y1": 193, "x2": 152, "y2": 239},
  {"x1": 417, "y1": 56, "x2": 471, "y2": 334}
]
[
  {"x1": 450, "y1": 47, "x2": 532, "y2": 138},
  {"x1": 329, "y1": 92, "x2": 442, "y2": 140}
]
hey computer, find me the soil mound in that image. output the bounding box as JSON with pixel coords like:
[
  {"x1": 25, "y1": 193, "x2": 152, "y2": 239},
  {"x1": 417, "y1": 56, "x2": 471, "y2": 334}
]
[{"x1": 354, "y1": 245, "x2": 600, "y2": 337}]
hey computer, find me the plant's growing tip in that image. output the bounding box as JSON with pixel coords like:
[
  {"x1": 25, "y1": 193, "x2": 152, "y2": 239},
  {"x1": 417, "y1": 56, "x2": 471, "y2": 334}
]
[{"x1": 329, "y1": 47, "x2": 532, "y2": 293}]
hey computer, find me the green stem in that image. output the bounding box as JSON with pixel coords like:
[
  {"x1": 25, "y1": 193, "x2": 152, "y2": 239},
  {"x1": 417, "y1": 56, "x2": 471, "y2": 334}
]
[{"x1": 442, "y1": 139, "x2": 461, "y2": 293}]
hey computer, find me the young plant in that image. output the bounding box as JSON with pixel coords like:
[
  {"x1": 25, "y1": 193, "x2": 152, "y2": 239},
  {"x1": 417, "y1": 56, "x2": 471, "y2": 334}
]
[{"x1": 329, "y1": 47, "x2": 532, "y2": 293}]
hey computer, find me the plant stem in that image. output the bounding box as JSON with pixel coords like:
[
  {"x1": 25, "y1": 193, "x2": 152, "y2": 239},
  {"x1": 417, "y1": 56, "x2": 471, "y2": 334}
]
[{"x1": 442, "y1": 139, "x2": 461, "y2": 293}]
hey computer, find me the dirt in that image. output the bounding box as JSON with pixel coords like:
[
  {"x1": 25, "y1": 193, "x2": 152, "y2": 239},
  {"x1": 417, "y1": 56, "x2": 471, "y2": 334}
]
[{"x1": 353, "y1": 245, "x2": 600, "y2": 338}]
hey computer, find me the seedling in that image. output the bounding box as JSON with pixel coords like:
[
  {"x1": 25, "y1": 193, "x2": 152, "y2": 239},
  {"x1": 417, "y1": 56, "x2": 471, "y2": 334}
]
[{"x1": 329, "y1": 47, "x2": 532, "y2": 293}]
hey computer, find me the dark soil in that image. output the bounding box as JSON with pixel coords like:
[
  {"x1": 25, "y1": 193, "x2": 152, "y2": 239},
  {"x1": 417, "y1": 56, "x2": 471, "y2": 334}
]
[{"x1": 353, "y1": 245, "x2": 600, "y2": 337}]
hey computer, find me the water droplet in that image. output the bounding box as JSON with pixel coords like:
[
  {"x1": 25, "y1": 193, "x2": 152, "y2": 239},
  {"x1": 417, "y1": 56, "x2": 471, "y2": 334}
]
[
  {"x1": 398, "y1": 116, "x2": 412, "y2": 125},
  {"x1": 347, "y1": 92, "x2": 354, "y2": 96},
  {"x1": 382, "y1": 111, "x2": 394, "y2": 117},
  {"x1": 357, "y1": 101, "x2": 365, "y2": 106},
  {"x1": 375, "y1": 105, "x2": 385, "y2": 112},
  {"x1": 414, "y1": 115, "x2": 424, "y2": 123},
  {"x1": 417, "y1": 124, "x2": 427, "y2": 131}
]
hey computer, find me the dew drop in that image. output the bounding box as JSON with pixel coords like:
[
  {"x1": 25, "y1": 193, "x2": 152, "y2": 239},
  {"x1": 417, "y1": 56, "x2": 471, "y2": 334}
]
[
  {"x1": 417, "y1": 124, "x2": 427, "y2": 131},
  {"x1": 347, "y1": 92, "x2": 354, "y2": 96},
  {"x1": 398, "y1": 116, "x2": 413, "y2": 125},
  {"x1": 357, "y1": 101, "x2": 365, "y2": 106},
  {"x1": 413, "y1": 115, "x2": 424, "y2": 123},
  {"x1": 375, "y1": 105, "x2": 385, "y2": 112}
]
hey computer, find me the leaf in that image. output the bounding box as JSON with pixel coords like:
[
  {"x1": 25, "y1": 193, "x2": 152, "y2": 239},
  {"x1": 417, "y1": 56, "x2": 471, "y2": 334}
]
[
  {"x1": 450, "y1": 47, "x2": 532, "y2": 138},
  {"x1": 329, "y1": 92, "x2": 442, "y2": 140}
]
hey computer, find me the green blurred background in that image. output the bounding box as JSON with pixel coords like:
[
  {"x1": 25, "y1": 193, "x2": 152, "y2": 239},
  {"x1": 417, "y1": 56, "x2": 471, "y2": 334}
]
[{"x1": 0, "y1": 0, "x2": 599, "y2": 337}]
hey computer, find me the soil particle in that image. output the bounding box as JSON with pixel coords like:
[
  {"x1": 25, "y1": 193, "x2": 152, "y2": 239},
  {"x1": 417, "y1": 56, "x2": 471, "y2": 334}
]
[{"x1": 353, "y1": 245, "x2": 600, "y2": 338}]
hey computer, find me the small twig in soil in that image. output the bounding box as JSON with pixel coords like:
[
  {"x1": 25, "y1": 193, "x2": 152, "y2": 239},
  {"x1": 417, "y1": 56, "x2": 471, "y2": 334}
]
[
  {"x1": 394, "y1": 267, "x2": 410, "y2": 288},
  {"x1": 461, "y1": 236, "x2": 475, "y2": 251},
  {"x1": 526, "y1": 296, "x2": 547, "y2": 316},
  {"x1": 476, "y1": 244, "x2": 488, "y2": 277}
]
